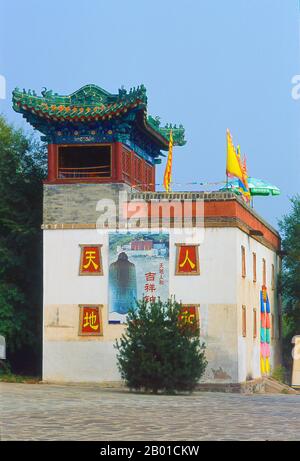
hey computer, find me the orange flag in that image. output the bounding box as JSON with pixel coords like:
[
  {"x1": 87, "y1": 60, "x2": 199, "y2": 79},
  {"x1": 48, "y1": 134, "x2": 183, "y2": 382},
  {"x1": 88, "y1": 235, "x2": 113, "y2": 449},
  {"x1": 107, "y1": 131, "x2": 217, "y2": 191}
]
[{"x1": 163, "y1": 130, "x2": 173, "y2": 192}]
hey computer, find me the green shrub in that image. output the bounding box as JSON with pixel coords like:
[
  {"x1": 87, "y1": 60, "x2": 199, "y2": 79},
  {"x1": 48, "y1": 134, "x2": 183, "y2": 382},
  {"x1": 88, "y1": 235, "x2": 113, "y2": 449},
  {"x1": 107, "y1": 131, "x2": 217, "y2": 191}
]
[
  {"x1": 0, "y1": 115, "x2": 46, "y2": 374},
  {"x1": 0, "y1": 360, "x2": 11, "y2": 375},
  {"x1": 271, "y1": 365, "x2": 287, "y2": 384},
  {"x1": 115, "y1": 298, "x2": 207, "y2": 393}
]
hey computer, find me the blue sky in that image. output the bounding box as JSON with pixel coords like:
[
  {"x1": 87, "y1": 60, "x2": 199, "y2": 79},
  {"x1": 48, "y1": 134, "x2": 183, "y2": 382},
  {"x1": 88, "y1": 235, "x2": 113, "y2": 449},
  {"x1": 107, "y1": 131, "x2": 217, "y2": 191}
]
[{"x1": 0, "y1": 0, "x2": 299, "y2": 228}]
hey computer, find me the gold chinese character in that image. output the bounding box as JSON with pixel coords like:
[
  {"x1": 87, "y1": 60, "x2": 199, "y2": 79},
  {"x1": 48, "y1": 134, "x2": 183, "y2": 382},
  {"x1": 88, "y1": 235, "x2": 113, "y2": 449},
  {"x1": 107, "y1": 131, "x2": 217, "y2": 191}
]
[
  {"x1": 179, "y1": 249, "x2": 196, "y2": 269},
  {"x1": 83, "y1": 250, "x2": 99, "y2": 270},
  {"x1": 83, "y1": 311, "x2": 99, "y2": 330},
  {"x1": 180, "y1": 309, "x2": 195, "y2": 325}
]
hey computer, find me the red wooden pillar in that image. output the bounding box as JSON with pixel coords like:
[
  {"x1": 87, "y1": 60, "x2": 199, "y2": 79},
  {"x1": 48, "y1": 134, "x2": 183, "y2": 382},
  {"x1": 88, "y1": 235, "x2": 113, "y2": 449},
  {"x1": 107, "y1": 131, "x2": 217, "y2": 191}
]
[
  {"x1": 48, "y1": 144, "x2": 57, "y2": 181},
  {"x1": 151, "y1": 164, "x2": 156, "y2": 192},
  {"x1": 131, "y1": 152, "x2": 136, "y2": 188},
  {"x1": 141, "y1": 158, "x2": 146, "y2": 191},
  {"x1": 114, "y1": 142, "x2": 123, "y2": 181}
]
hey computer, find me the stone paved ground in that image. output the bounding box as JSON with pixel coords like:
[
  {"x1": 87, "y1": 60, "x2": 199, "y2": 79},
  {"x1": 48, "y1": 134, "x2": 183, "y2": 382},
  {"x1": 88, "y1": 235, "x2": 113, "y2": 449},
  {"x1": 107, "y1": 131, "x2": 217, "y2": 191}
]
[{"x1": 0, "y1": 382, "x2": 299, "y2": 441}]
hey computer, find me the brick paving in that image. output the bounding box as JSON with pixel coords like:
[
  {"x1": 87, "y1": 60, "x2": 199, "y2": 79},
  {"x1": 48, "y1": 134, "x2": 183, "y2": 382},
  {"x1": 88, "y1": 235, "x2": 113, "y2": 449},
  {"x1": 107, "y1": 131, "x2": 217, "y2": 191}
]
[{"x1": 0, "y1": 382, "x2": 299, "y2": 441}]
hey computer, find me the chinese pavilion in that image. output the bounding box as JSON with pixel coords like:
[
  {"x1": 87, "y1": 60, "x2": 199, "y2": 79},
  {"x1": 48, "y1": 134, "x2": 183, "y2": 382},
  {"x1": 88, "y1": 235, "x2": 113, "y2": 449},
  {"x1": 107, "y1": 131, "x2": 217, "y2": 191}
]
[
  {"x1": 13, "y1": 83, "x2": 282, "y2": 387},
  {"x1": 13, "y1": 84, "x2": 185, "y2": 190}
]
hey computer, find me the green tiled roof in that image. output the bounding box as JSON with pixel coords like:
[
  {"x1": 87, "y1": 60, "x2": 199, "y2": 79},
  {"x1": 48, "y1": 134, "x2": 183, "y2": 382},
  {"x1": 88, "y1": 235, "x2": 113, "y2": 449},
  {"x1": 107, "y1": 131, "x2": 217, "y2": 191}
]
[{"x1": 12, "y1": 84, "x2": 186, "y2": 147}]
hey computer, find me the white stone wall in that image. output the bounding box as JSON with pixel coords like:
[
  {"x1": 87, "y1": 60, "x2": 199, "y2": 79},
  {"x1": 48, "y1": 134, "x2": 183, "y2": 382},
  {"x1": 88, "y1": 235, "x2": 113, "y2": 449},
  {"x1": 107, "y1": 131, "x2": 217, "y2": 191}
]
[
  {"x1": 169, "y1": 227, "x2": 239, "y2": 383},
  {"x1": 43, "y1": 226, "x2": 280, "y2": 384},
  {"x1": 236, "y1": 229, "x2": 281, "y2": 382}
]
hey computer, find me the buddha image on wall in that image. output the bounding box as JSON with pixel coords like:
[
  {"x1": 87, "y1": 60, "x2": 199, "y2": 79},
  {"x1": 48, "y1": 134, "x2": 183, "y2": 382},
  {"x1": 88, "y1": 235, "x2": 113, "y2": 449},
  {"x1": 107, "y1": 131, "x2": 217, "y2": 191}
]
[
  {"x1": 109, "y1": 252, "x2": 137, "y2": 322},
  {"x1": 109, "y1": 231, "x2": 169, "y2": 324}
]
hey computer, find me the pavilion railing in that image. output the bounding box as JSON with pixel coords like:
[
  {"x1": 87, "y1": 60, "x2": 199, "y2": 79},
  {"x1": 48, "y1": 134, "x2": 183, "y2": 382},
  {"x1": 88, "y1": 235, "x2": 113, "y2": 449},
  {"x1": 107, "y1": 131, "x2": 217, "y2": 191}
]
[{"x1": 58, "y1": 165, "x2": 111, "y2": 178}]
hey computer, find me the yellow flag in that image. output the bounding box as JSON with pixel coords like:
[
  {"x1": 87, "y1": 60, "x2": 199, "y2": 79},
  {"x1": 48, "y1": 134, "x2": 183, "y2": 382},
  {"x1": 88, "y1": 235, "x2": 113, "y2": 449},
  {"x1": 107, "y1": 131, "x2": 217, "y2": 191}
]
[
  {"x1": 226, "y1": 129, "x2": 243, "y2": 180},
  {"x1": 241, "y1": 155, "x2": 251, "y2": 202},
  {"x1": 163, "y1": 129, "x2": 173, "y2": 192}
]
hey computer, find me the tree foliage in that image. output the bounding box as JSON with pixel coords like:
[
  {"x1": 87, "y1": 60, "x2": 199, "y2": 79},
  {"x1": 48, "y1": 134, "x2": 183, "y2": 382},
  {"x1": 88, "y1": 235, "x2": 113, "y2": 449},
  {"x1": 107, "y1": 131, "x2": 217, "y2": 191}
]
[
  {"x1": 0, "y1": 115, "x2": 46, "y2": 373},
  {"x1": 115, "y1": 298, "x2": 207, "y2": 393},
  {"x1": 279, "y1": 196, "x2": 300, "y2": 364}
]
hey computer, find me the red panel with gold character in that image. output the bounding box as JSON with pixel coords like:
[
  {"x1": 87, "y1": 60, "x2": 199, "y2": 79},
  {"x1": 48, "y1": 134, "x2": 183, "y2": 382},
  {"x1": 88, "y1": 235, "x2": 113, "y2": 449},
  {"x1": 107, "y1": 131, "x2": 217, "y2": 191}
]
[
  {"x1": 79, "y1": 305, "x2": 103, "y2": 336},
  {"x1": 175, "y1": 244, "x2": 200, "y2": 275},
  {"x1": 79, "y1": 244, "x2": 103, "y2": 275},
  {"x1": 178, "y1": 304, "x2": 200, "y2": 333}
]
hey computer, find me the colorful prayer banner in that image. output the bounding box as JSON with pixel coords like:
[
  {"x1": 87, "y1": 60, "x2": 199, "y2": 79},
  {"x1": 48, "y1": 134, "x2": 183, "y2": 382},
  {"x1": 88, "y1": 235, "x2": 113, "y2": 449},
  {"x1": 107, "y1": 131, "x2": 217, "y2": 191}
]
[{"x1": 260, "y1": 286, "x2": 271, "y2": 375}]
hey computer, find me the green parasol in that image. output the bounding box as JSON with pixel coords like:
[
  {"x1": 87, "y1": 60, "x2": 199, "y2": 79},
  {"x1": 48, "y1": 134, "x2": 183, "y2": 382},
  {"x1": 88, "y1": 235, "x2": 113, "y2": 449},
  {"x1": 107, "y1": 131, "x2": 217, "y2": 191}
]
[{"x1": 220, "y1": 177, "x2": 280, "y2": 197}]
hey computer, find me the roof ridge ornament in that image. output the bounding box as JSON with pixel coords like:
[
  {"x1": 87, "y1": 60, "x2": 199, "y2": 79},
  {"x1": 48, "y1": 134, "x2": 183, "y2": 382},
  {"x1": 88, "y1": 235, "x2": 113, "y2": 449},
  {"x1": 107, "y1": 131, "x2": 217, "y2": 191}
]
[
  {"x1": 12, "y1": 83, "x2": 186, "y2": 149},
  {"x1": 147, "y1": 115, "x2": 186, "y2": 146}
]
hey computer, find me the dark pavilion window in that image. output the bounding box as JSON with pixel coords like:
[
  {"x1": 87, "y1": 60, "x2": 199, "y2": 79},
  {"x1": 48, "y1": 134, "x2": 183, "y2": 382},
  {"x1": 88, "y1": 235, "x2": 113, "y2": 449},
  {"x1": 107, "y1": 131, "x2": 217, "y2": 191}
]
[{"x1": 58, "y1": 145, "x2": 111, "y2": 179}]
